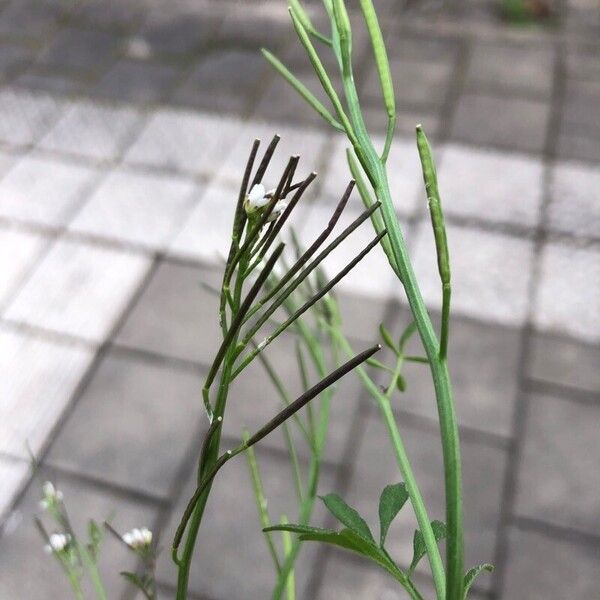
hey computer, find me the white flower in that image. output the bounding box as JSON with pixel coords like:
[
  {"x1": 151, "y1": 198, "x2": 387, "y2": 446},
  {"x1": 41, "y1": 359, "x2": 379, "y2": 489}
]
[
  {"x1": 123, "y1": 527, "x2": 152, "y2": 550},
  {"x1": 266, "y1": 200, "x2": 288, "y2": 222},
  {"x1": 44, "y1": 533, "x2": 71, "y2": 554},
  {"x1": 39, "y1": 481, "x2": 63, "y2": 510},
  {"x1": 245, "y1": 184, "x2": 277, "y2": 216}
]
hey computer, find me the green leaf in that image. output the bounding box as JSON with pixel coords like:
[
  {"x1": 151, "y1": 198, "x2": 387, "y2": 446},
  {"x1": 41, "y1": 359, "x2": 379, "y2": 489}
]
[
  {"x1": 398, "y1": 321, "x2": 417, "y2": 351},
  {"x1": 120, "y1": 571, "x2": 152, "y2": 596},
  {"x1": 378, "y1": 483, "x2": 408, "y2": 546},
  {"x1": 396, "y1": 374, "x2": 406, "y2": 392},
  {"x1": 320, "y1": 493, "x2": 374, "y2": 542},
  {"x1": 463, "y1": 564, "x2": 494, "y2": 598},
  {"x1": 379, "y1": 323, "x2": 399, "y2": 356},
  {"x1": 87, "y1": 519, "x2": 103, "y2": 560},
  {"x1": 261, "y1": 49, "x2": 344, "y2": 133},
  {"x1": 410, "y1": 520, "x2": 447, "y2": 574},
  {"x1": 289, "y1": 0, "x2": 331, "y2": 45},
  {"x1": 265, "y1": 524, "x2": 407, "y2": 585},
  {"x1": 404, "y1": 355, "x2": 429, "y2": 365}
]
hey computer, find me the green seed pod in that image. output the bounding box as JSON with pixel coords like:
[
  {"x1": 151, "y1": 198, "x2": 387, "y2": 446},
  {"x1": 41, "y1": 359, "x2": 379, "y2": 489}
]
[{"x1": 332, "y1": 0, "x2": 352, "y2": 76}]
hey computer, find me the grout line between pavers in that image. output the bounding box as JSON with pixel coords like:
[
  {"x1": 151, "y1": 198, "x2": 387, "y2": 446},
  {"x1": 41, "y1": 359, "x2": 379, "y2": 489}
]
[{"x1": 512, "y1": 514, "x2": 600, "y2": 548}]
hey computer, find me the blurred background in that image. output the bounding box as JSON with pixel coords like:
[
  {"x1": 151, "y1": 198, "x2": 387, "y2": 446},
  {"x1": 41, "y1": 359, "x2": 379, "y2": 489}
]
[{"x1": 0, "y1": 0, "x2": 598, "y2": 598}]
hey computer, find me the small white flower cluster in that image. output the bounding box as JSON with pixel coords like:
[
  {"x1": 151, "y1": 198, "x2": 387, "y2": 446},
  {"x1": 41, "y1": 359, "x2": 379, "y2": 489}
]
[
  {"x1": 44, "y1": 532, "x2": 71, "y2": 554},
  {"x1": 245, "y1": 184, "x2": 287, "y2": 222},
  {"x1": 39, "y1": 481, "x2": 63, "y2": 510},
  {"x1": 122, "y1": 527, "x2": 152, "y2": 550}
]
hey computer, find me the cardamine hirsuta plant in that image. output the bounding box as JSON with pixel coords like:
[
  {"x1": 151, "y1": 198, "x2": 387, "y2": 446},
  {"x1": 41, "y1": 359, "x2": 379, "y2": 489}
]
[{"x1": 35, "y1": 1, "x2": 497, "y2": 598}]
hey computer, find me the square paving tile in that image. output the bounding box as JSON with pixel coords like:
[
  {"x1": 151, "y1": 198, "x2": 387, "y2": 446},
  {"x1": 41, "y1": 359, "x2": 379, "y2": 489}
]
[
  {"x1": 411, "y1": 222, "x2": 535, "y2": 327},
  {"x1": 502, "y1": 527, "x2": 600, "y2": 600},
  {"x1": 0, "y1": 227, "x2": 49, "y2": 307},
  {"x1": 515, "y1": 392, "x2": 600, "y2": 535},
  {"x1": 94, "y1": 59, "x2": 183, "y2": 104},
  {"x1": 38, "y1": 26, "x2": 122, "y2": 74},
  {"x1": 38, "y1": 100, "x2": 145, "y2": 162},
  {"x1": 69, "y1": 166, "x2": 198, "y2": 250},
  {"x1": 0, "y1": 327, "x2": 94, "y2": 458},
  {"x1": 114, "y1": 261, "x2": 223, "y2": 365},
  {"x1": 438, "y1": 143, "x2": 544, "y2": 229},
  {"x1": 395, "y1": 316, "x2": 521, "y2": 438},
  {"x1": 0, "y1": 456, "x2": 30, "y2": 522},
  {"x1": 533, "y1": 241, "x2": 600, "y2": 343},
  {"x1": 465, "y1": 42, "x2": 555, "y2": 98},
  {"x1": 169, "y1": 179, "x2": 237, "y2": 264},
  {"x1": 124, "y1": 108, "x2": 242, "y2": 175},
  {"x1": 562, "y1": 78, "x2": 600, "y2": 138},
  {"x1": 0, "y1": 470, "x2": 160, "y2": 599},
  {"x1": 217, "y1": 120, "x2": 330, "y2": 188},
  {"x1": 156, "y1": 449, "x2": 337, "y2": 598},
  {"x1": 548, "y1": 161, "x2": 600, "y2": 238},
  {"x1": 173, "y1": 49, "x2": 269, "y2": 114},
  {"x1": 451, "y1": 92, "x2": 550, "y2": 154},
  {"x1": 0, "y1": 152, "x2": 101, "y2": 227},
  {"x1": 319, "y1": 136, "x2": 425, "y2": 218},
  {"x1": 4, "y1": 239, "x2": 150, "y2": 342},
  {"x1": 0, "y1": 1, "x2": 63, "y2": 39},
  {"x1": 0, "y1": 87, "x2": 63, "y2": 147},
  {"x1": 342, "y1": 414, "x2": 506, "y2": 588},
  {"x1": 528, "y1": 331, "x2": 600, "y2": 394},
  {"x1": 556, "y1": 129, "x2": 600, "y2": 163},
  {"x1": 47, "y1": 349, "x2": 206, "y2": 499}
]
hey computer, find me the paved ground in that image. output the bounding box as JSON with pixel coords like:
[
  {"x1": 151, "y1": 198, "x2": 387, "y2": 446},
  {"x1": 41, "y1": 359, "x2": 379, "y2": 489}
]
[{"x1": 0, "y1": 0, "x2": 598, "y2": 598}]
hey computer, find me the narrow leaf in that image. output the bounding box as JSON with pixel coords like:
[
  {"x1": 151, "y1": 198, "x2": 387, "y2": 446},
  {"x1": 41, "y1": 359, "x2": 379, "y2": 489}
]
[
  {"x1": 379, "y1": 323, "x2": 399, "y2": 356},
  {"x1": 378, "y1": 483, "x2": 408, "y2": 546},
  {"x1": 262, "y1": 49, "x2": 343, "y2": 132},
  {"x1": 410, "y1": 520, "x2": 447, "y2": 574},
  {"x1": 289, "y1": 0, "x2": 331, "y2": 44},
  {"x1": 463, "y1": 564, "x2": 494, "y2": 598},
  {"x1": 332, "y1": 0, "x2": 352, "y2": 76},
  {"x1": 320, "y1": 493, "x2": 374, "y2": 542},
  {"x1": 396, "y1": 374, "x2": 406, "y2": 392},
  {"x1": 398, "y1": 321, "x2": 417, "y2": 351}
]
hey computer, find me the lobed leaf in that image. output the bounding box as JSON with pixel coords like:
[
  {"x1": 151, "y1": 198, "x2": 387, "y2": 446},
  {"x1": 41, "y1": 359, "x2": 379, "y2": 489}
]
[
  {"x1": 320, "y1": 493, "x2": 374, "y2": 542},
  {"x1": 378, "y1": 483, "x2": 408, "y2": 546},
  {"x1": 463, "y1": 563, "x2": 494, "y2": 598},
  {"x1": 410, "y1": 520, "x2": 447, "y2": 574}
]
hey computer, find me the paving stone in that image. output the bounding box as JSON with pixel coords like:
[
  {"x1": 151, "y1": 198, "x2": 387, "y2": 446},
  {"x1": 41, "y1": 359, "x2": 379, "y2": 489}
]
[
  {"x1": 0, "y1": 43, "x2": 37, "y2": 81},
  {"x1": 0, "y1": 227, "x2": 49, "y2": 307},
  {"x1": 562, "y1": 78, "x2": 600, "y2": 138},
  {"x1": 4, "y1": 239, "x2": 150, "y2": 342},
  {"x1": 0, "y1": 152, "x2": 100, "y2": 227},
  {"x1": 384, "y1": 32, "x2": 459, "y2": 64},
  {"x1": 395, "y1": 315, "x2": 521, "y2": 438},
  {"x1": 0, "y1": 87, "x2": 63, "y2": 147},
  {"x1": 502, "y1": 527, "x2": 600, "y2": 600},
  {"x1": 556, "y1": 130, "x2": 600, "y2": 164},
  {"x1": 12, "y1": 68, "x2": 93, "y2": 95},
  {"x1": 124, "y1": 108, "x2": 242, "y2": 175},
  {"x1": 216, "y1": 120, "x2": 330, "y2": 187},
  {"x1": 451, "y1": 92, "x2": 550, "y2": 154},
  {"x1": 222, "y1": 333, "x2": 364, "y2": 466},
  {"x1": 38, "y1": 27, "x2": 123, "y2": 74},
  {"x1": 94, "y1": 59, "x2": 182, "y2": 104},
  {"x1": 69, "y1": 0, "x2": 145, "y2": 32},
  {"x1": 363, "y1": 57, "x2": 452, "y2": 109},
  {"x1": 69, "y1": 166, "x2": 198, "y2": 250},
  {"x1": 548, "y1": 161, "x2": 600, "y2": 238},
  {"x1": 169, "y1": 179, "x2": 238, "y2": 263},
  {"x1": 0, "y1": 469, "x2": 160, "y2": 599},
  {"x1": 533, "y1": 240, "x2": 600, "y2": 343},
  {"x1": 217, "y1": 8, "x2": 290, "y2": 50},
  {"x1": 566, "y1": 43, "x2": 600, "y2": 81},
  {"x1": 0, "y1": 456, "x2": 30, "y2": 522},
  {"x1": 0, "y1": 147, "x2": 17, "y2": 176},
  {"x1": 411, "y1": 221, "x2": 535, "y2": 327},
  {"x1": 528, "y1": 331, "x2": 600, "y2": 394},
  {"x1": 466, "y1": 42, "x2": 554, "y2": 97},
  {"x1": 515, "y1": 392, "x2": 600, "y2": 535},
  {"x1": 363, "y1": 104, "x2": 441, "y2": 138},
  {"x1": 437, "y1": 143, "x2": 544, "y2": 229},
  {"x1": 173, "y1": 48, "x2": 269, "y2": 114},
  {"x1": 317, "y1": 554, "x2": 445, "y2": 600},
  {"x1": 0, "y1": 327, "x2": 94, "y2": 458},
  {"x1": 0, "y1": 0, "x2": 62, "y2": 40},
  {"x1": 156, "y1": 449, "x2": 337, "y2": 598},
  {"x1": 319, "y1": 136, "x2": 424, "y2": 218},
  {"x1": 343, "y1": 414, "x2": 505, "y2": 587},
  {"x1": 47, "y1": 349, "x2": 206, "y2": 499},
  {"x1": 138, "y1": 7, "x2": 223, "y2": 59},
  {"x1": 38, "y1": 100, "x2": 145, "y2": 162},
  {"x1": 114, "y1": 261, "x2": 223, "y2": 365}
]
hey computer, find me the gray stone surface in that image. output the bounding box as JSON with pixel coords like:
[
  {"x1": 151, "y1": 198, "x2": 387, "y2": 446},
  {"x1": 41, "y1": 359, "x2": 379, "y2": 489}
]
[
  {"x1": 47, "y1": 349, "x2": 206, "y2": 499},
  {"x1": 515, "y1": 393, "x2": 600, "y2": 535},
  {"x1": 502, "y1": 527, "x2": 600, "y2": 600},
  {"x1": 114, "y1": 261, "x2": 223, "y2": 365},
  {"x1": 451, "y1": 92, "x2": 550, "y2": 154},
  {"x1": 0, "y1": 469, "x2": 160, "y2": 599}
]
